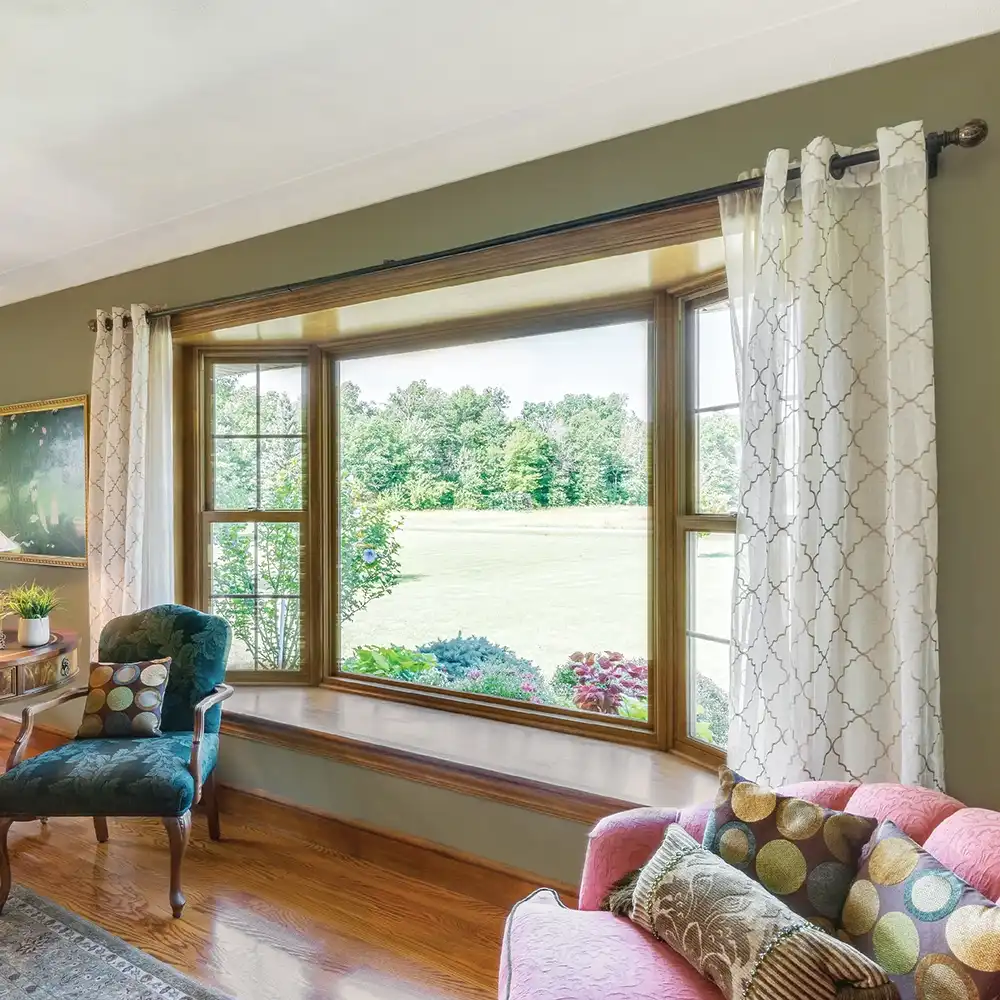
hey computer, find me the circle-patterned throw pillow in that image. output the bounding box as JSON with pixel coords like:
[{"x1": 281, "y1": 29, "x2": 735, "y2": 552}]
[
  {"x1": 703, "y1": 767, "x2": 878, "y2": 925},
  {"x1": 845, "y1": 819, "x2": 1000, "y2": 1000},
  {"x1": 76, "y1": 658, "x2": 171, "y2": 739}
]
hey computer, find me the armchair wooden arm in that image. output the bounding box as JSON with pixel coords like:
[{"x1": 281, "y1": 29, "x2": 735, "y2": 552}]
[
  {"x1": 5, "y1": 687, "x2": 87, "y2": 772},
  {"x1": 188, "y1": 683, "x2": 234, "y2": 804}
]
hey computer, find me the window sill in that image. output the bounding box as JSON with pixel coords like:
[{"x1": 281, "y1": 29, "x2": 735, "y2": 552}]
[{"x1": 222, "y1": 686, "x2": 720, "y2": 824}]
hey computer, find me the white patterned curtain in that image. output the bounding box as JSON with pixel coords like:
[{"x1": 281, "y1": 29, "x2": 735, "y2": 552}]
[
  {"x1": 88, "y1": 305, "x2": 174, "y2": 656},
  {"x1": 720, "y1": 122, "x2": 943, "y2": 789}
]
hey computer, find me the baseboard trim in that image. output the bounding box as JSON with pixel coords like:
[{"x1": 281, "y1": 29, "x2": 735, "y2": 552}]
[{"x1": 217, "y1": 783, "x2": 578, "y2": 909}]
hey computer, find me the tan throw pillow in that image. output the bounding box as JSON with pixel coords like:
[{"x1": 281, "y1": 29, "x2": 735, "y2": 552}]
[
  {"x1": 704, "y1": 766, "x2": 878, "y2": 927},
  {"x1": 76, "y1": 659, "x2": 171, "y2": 739},
  {"x1": 630, "y1": 824, "x2": 899, "y2": 1000}
]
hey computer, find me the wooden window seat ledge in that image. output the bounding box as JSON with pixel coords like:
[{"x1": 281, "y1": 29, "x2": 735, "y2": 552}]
[{"x1": 221, "y1": 686, "x2": 720, "y2": 824}]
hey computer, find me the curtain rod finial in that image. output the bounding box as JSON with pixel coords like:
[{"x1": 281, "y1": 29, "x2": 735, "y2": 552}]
[{"x1": 955, "y1": 119, "x2": 988, "y2": 148}]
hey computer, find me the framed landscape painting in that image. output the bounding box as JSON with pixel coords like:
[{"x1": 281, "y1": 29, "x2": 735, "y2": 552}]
[{"x1": 0, "y1": 395, "x2": 88, "y2": 567}]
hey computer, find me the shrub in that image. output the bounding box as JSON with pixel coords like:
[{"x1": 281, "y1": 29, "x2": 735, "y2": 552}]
[
  {"x1": 343, "y1": 645, "x2": 437, "y2": 682},
  {"x1": 417, "y1": 634, "x2": 535, "y2": 680},
  {"x1": 340, "y1": 477, "x2": 402, "y2": 623},
  {"x1": 556, "y1": 651, "x2": 648, "y2": 714},
  {"x1": 451, "y1": 659, "x2": 554, "y2": 704},
  {"x1": 695, "y1": 673, "x2": 730, "y2": 747},
  {"x1": 617, "y1": 695, "x2": 649, "y2": 721},
  {"x1": 409, "y1": 667, "x2": 452, "y2": 689}
]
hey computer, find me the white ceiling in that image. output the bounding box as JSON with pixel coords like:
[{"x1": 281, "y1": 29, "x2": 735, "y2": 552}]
[{"x1": 1, "y1": 1, "x2": 997, "y2": 308}]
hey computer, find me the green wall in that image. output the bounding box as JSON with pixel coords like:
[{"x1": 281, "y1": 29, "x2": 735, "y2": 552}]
[{"x1": 2, "y1": 33, "x2": 998, "y2": 829}]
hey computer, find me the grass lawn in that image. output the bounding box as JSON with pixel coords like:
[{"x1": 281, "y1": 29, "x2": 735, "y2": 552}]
[{"x1": 341, "y1": 506, "x2": 735, "y2": 689}]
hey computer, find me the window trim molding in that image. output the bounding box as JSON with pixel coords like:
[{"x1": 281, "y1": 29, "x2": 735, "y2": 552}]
[{"x1": 169, "y1": 201, "x2": 721, "y2": 339}]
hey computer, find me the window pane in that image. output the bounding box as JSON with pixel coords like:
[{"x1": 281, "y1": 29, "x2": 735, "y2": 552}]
[
  {"x1": 687, "y1": 531, "x2": 734, "y2": 750},
  {"x1": 210, "y1": 521, "x2": 302, "y2": 671},
  {"x1": 688, "y1": 531, "x2": 735, "y2": 640},
  {"x1": 259, "y1": 363, "x2": 305, "y2": 435},
  {"x1": 260, "y1": 438, "x2": 303, "y2": 510},
  {"x1": 696, "y1": 301, "x2": 737, "y2": 410},
  {"x1": 213, "y1": 438, "x2": 257, "y2": 510},
  {"x1": 688, "y1": 637, "x2": 730, "y2": 750},
  {"x1": 210, "y1": 362, "x2": 305, "y2": 512},
  {"x1": 213, "y1": 363, "x2": 257, "y2": 435},
  {"x1": 695, "y1": 408, "x2": 740, "y2": 515},
  {"x1": 337, "y1": 322, "x2": 650, "y2": 720}
]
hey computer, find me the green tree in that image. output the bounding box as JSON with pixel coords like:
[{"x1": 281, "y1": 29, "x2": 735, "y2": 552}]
[
  {"x1": 502, "y1": 423, "x2": 553, "y2": 506},
  {"x1": 697, "y1": 412, "x2": 740, "y2": 514},
  {"x1": 212, "y1": 370, "x2": 401, "y2": 670},
  {"x1": 339, "y1": 476, "x2": 403, "y2": 622}
]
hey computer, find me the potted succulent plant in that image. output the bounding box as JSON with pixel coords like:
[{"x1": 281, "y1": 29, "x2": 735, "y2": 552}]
[{"x1": 2, "y1": 582, "x2": 61, "y2": 647}]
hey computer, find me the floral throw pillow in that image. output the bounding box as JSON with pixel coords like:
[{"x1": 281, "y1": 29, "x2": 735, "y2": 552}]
[
  {"x1": 630, "y1": 823, "x2": 898, "y2": 1000},
  {"x1": 844, "y1": 820, "x2": 1000, "y2": 1000},
  {"x1": 76, "y1": 658, "x2": 171, "y2": 739},
  {"x1": 704, "y1": 767, "x2": 877, "y2": 926}
]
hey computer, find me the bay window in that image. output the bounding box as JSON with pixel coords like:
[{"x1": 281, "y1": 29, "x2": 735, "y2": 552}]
[{"x1": 179, "y1": 240, "x2": 737, "y2": 760}]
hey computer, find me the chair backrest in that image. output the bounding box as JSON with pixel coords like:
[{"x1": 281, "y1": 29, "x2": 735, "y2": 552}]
[{"x1": 98, "y1": 604, "x2": 232, "y2": 733}]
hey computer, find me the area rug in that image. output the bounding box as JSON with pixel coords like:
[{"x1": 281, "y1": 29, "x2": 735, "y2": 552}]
[{"x1": 0, "y1": 885, "x2": 231, "y2": 999}]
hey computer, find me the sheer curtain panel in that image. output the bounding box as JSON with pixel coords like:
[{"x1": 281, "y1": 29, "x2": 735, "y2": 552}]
[
  {"x1": 720, "y1": 122, "x2": 943, "y2": 789},
  {"x1": 88, "y1": 305, "x2": 174, "y2": 656}
]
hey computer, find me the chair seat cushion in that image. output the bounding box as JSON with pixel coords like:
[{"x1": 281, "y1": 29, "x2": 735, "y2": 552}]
[{"x1": 0, "y1": 733, "x2": 218, "y2": 818}]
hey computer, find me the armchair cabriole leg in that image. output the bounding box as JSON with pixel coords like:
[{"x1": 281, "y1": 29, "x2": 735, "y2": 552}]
[
  {"x1": 203, "y1": 771, "x2": 221, "y2": 841},
  {"x1": 94, "y1": 817, "x2": 109, "y2": 843},
  {"x1": 0, "y1": 818, "x2": 14, "y2": 914},
  {"x1": 162, "y1": 811, "x2": 192, "y2": 918}
]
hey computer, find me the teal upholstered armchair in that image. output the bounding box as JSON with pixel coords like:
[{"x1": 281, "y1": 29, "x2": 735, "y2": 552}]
[{"x1": 0, "y1": 604, "x2": 233, "y2": 918}]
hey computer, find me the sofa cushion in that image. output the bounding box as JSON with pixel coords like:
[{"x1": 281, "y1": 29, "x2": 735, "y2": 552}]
[
  {"x1": 844, "y1": 784, "x2": 963, "y2": 845},
  {"x1": 501, "y1": 889, "x2": 721, "y2": 1000},
  {"x1": 0, "y1": 733, "x2": 217, "y2": 817},
  {"x1": 923, "y1": 810, "x2": 1000, "y2": 902},
  {"x1": 704, "y1": 768, "x2": 877, "y2": 924},
  {"x1": 844, "y1": 819, "x2": 1000, "y2": 1000}
]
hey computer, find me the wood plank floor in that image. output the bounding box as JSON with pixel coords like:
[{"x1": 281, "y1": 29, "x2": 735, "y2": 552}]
[{"x1": 6, "y1": 810, "x2": 507, "y2": 1000}]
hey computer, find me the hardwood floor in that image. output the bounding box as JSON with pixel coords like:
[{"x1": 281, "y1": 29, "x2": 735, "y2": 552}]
[{"x1": 5, "y1": 809, "x2": 507, "y2": 1000}]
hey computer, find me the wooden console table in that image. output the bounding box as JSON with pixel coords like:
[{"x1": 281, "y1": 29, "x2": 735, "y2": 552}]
[{"x1": 0, "y1": 630, "x2": 80, "y2": 703}]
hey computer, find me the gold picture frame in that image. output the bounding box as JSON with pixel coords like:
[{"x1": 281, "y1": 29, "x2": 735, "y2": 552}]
[{"x1": 0, "y1": 394, "x2": 88, "y2": 568}]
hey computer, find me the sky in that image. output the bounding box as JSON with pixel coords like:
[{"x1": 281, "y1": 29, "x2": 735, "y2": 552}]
[
  {"x1": 238, "y1": 305, "x2": 737, "y2": 418},
  {"x1": 341, "y1": 321, "x2": 650, "y2": 418}
]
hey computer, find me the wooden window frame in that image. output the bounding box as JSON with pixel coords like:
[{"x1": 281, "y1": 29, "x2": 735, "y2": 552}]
[
  {"x1": 174, "y1": 204, "x2": 732, "y2": 759},
  {"x1": 321, "y1": 296, "x2": 662, "y2": 748},
  {"x1": 179, "y1": 289, "x2": 730, "y2": 762},
  {"x1": 672, "y1": 285, "x2": 733, "y2": 768}
]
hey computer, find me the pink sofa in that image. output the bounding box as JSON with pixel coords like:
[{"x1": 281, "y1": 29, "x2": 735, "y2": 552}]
[{"x1": 500, "y1": 781, "x2": 1000, "y2": 1000}]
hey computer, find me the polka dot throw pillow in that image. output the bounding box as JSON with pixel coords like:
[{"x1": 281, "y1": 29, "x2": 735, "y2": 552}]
[
  {"x1": 704, "y1": 767, "x2": 878, "y2": 927},
  {"x1": 76, "y1": 658, "x2": 171, "y2": 739},
  {"x1": 844, "y1": 819, "x2": 1000, "y2": 1000}
]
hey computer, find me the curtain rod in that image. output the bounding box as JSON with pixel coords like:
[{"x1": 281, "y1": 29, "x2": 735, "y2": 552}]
[{"x1": 89, "y1": 119, "x2": 987, "y2": 333}]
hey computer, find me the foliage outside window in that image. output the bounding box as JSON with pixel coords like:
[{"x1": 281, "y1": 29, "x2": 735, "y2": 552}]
[{"x1": 337, "y1": 323, "x2": 652, "y2": 721}]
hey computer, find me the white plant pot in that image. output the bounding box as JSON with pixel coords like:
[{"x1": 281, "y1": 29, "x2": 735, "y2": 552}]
[{"x1": 18, "y1": 616, "x2": 50, "y2": 647}]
